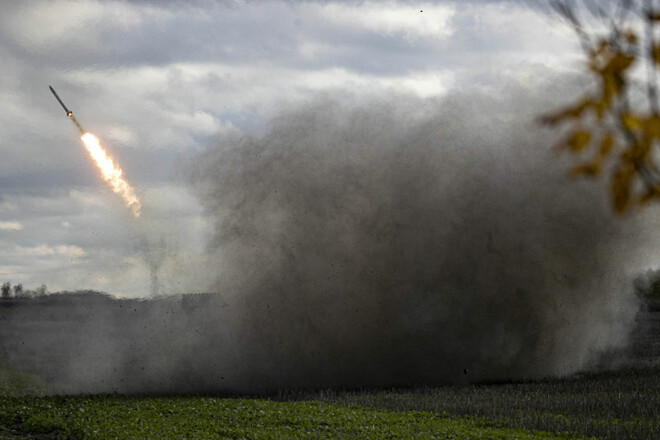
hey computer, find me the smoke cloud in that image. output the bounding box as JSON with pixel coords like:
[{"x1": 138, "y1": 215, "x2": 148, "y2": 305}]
[
  {"x1": 2, "y1": 76, "x2": 649, "y2": 393},
  {"x1": 189, "y1": 81, "x2": 643, "y2": 392}
]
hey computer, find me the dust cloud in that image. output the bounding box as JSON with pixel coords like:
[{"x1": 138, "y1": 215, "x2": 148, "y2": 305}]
[{"x1": 189, "y1": 80, "x2": 644, "y2": 391}]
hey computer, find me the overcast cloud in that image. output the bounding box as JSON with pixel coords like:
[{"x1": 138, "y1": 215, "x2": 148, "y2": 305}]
[{"x1": 0, "y1": 0, "x2": 599, "y2": 296}]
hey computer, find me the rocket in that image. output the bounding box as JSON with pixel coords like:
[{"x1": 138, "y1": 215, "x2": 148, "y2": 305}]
[
  {"x1": 49, "y1": 86, "x2": 72, "y2": 117},
  {"x1": 47, "y1": 86, "x2": 141, "y2": 217},
  {"x1": 49, "y1": 86, "x2": 85, "y2": 134}
]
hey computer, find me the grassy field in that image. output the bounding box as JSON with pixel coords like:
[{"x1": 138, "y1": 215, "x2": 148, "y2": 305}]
[
  {"x1": 0, "y1": 366, "x2": 658, "y2": 439},
  {"x1": 0, "y1": 394, "x2": 578, "y2": 440},
  {"x1": 315, "y1": 366, "x2": 660, "y2": 440}
]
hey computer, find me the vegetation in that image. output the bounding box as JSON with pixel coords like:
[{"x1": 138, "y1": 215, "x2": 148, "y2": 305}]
[
  {"x1": 319, "y1": 367, "x2": 660, "y2": 440},
  {"x1": 0, "y1": 394, "x2": 577, "y2": 440},
  {"x1": 541, "y1": 0, "x2": 660, "y2": 212},
  {"x1": 0, "y1": 283, "x2": 46, "y2": 299},
  {"x1": 0, "y1": 366, "x2": 658, "y2": 438}
]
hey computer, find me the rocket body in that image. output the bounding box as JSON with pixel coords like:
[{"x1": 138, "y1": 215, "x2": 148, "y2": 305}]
[
  {"x1": 49, "y1": 86, "x2": 84, "y2": 134},
  {"x1": 49, "y1": 86, "x2": 72, "y2": 117}
]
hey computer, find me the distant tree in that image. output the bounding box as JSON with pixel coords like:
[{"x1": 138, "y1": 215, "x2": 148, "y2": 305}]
[
  {"x1": 1, "y1": 282, "x2": 11, "y2": 299},
  {"x1": 35, "y1": 284, "x2": 47, "y2": 296},
  {"x1": 13, "y1": 283, "x2": 22, "y2": 297},
  {"x1": 540, "y1": 0, "x2": 660, "y2": 212}
]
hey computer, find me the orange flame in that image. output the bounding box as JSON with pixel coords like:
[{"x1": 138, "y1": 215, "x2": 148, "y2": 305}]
[{"x1": 80, "y1": 133, "x2": 141, "y2": 217}]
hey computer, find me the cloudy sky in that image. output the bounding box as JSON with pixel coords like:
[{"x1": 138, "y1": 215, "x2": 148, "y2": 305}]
[{"x1": 0, "y1": 0, "x2": 584, "y2": 297}]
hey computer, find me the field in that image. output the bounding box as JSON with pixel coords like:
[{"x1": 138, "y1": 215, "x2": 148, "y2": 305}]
[
  {"x1": 319, "y1": 366, "x2": 660, "y2": 440},
  {"x1": 0, "y1": 394, "x2": 580, "y2": 440},
  {"x1": 0, "y1": 365, "x2": 658, "y2": 439},
  {"x1": 1, "y1": 295, "x2": 658, "y2": 439}
]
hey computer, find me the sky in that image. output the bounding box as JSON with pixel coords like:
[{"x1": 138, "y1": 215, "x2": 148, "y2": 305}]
[{"x1": 0, "y1": 0, "x2": 588, "y2": 297}]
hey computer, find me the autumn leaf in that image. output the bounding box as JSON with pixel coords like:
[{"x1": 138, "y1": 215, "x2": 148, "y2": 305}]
[
  {"x1": 571, "y1": 161, "x2": 601, "y2": 177},
  {"x1": 602, "y1": 52, "x2": 635, "y2": 74},
  {"x1": 599, "y1": 133, "x2": 614, "y2": 156},
  {"x1": 653, "y1": 45, "x2": 660, "y2": 65},
  {"x1": 622, "y1": 138, "x2": 651, "y2": 163},
  {"x1": 640, "y1": 186, "x2": 660, "y2": 204},
  {"x1": 602, "y1": 74, "x2": 624, "y2": 101},
  {"x1": 590, "y1": 39, "x2": 609, "y2": 58},
  {"x1": 622, "y1": 113, "x2": 643, "y2": 131},
  {"x1": 594, "y1": 99, "x2": 609, "y2": 119},
  {"x1": 538, "y1": 99, "x2": 593, "y2": 125},
  {"x1": 647, "y1": 114, "x2": 660, "y2": 137},
  {"x1": 540, "y1": 3, "x2": 660, "y2": 213},
  {"x1": 624, "y1": 31, "x2": 638, "y2": 45},
  {"x1": 612, "y1": 164, "x2": 635, "y2": 212},
  {"x1": 565, "y1": 130, "x2": 591, "y2": 152}
]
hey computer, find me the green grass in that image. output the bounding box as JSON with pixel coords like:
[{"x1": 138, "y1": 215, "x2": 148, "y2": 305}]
[
  {"x1": 1, "y1": 366, "x2": 658, "y2": 439},
  {"x1": 0, "y1": 394, "x2": 578, "y2": 440},
  {"x1": 316, "y1": 367, "x2": 660, "y2": 440}
]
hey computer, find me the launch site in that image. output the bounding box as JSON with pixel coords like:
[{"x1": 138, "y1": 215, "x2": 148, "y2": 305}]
[{"x1": 1, "y1": 1, "x2": 660, "y2": 439}]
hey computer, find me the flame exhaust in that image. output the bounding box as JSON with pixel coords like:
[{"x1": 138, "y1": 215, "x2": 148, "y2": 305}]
[
  {"x1": 49, "y1": 86, "x2": 141, "y2": 217},
  {"x1": 81, "y1": 133, "x2": 141, "y2": 217}
]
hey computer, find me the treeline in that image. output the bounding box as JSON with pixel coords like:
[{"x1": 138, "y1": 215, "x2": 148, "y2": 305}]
[{"x1": 1, "y1": 283, "x2": 47, "y2": 299}]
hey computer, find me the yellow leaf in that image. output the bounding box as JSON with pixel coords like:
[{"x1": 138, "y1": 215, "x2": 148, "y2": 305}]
[
  {"x1": 594, "y1": 99, "x2": 609, "y2": 119},
  {"x1": 622, "y1": 113, "x2": 642, "y2": 130},
  {"x1": 611, "y1": 164, "x2": 635, "y2": 212},
  {"x1": 613, "y1": 186, "x2": 630, "y2": 212},
  {"x1": 603, "y1": 53, "x2": 635, "y2": 74},
  {"x1": 599, "y1": 133, "x2": 614, "y2": 156},
  {"x1": 640, "y1": 187, "x2": 660, "y2": 204},
  {"x1": 653, "y1": 45, "x2": 660, "y2": 65},
  {"x1": 602, "y1": 74, "x2": 622, "y2": 100},
  {"x1": 567, "y1": 130, "x2": 591, "y2": 152},
  {"x1": 623, "y1": 139, "x2": 651, "y2": 162},
  {"x1": 538, "y1": 99, "x2": 592, "y2": 125},
  {"x1": 591, "y1": 40, "x2": 609, "y2": 58},
  {"x1": 647, "y1": 114, "x2": 660, "y2": 137},
  {"x1": 571, "y1": 161, "x2": 601, "y2": 177}
]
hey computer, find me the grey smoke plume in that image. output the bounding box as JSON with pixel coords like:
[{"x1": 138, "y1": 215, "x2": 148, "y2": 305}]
[{"x1": 2, "y1": 76, "x2": 648, "y2": 394}]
